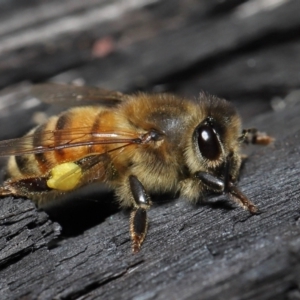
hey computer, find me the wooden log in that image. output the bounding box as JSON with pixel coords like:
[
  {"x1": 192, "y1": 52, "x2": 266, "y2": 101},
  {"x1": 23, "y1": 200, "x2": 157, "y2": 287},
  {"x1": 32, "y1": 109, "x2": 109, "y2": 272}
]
[{"x1": 0, "y1": 0, "x2": 299, "y2": 91}]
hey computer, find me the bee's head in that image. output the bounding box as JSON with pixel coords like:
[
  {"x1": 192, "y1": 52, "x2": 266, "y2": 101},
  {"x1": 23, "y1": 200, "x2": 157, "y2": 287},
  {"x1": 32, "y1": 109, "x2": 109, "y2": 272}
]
[{"x1": 185, "y1": 94, "x2": 242, "y2": 181}]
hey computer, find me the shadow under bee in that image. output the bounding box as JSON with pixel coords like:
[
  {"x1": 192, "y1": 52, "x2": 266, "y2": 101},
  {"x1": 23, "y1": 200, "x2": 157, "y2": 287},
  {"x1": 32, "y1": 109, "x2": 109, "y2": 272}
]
[
  {"x1": 199, "y1": 194, "x2": 236, "y2": 211},
  {"x1": 45, "y1": 189, "x2": 180, "y2": 249},
  {"x1": 43, "y1": 184, "x2": 120, "y2": 236}
]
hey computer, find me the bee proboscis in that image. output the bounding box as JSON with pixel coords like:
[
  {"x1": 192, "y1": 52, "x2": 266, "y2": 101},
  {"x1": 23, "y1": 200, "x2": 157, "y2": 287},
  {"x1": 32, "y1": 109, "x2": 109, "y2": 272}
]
[{"x1": 0, "y1": 84, "x2": 273, "y2": 252}]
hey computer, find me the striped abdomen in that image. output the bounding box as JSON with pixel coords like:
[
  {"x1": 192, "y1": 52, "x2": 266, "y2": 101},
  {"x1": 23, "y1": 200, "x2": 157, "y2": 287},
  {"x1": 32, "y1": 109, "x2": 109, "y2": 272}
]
[{"x1": 7, "y1": 106, "x2": 113, "y2": 179}]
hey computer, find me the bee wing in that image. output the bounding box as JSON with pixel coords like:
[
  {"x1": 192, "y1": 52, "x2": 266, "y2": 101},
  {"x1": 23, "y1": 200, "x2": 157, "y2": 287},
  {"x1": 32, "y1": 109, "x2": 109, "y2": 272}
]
[
  {"x1": 32, "y1": 84, "x2": 128, "y2": 107},
  {"x1": 0, "y1": 127, "x2": 143, "y2": 157}
]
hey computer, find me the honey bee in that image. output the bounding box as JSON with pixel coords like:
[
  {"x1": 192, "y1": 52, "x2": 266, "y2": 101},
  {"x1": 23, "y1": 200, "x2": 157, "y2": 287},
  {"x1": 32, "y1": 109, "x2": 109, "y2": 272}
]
[{"x1": 0, "y1": 84, "x2": 273, "y2": 253}]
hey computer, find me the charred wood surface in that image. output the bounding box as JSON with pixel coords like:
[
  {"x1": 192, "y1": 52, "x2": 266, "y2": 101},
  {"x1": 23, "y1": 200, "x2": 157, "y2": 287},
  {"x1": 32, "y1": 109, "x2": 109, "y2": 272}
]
[{"x1": 0, "y1": 0, "x2": 300, "y2": 299}]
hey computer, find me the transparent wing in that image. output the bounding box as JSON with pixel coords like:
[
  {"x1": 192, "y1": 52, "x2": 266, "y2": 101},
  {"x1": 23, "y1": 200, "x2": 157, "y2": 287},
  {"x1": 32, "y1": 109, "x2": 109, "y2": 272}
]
[
  {"x1": 32, "y1": 83, "x2": 128, "y2": 107},
  {"x1": 0, "y1": 127, "x2": 144, "y2": 157}
]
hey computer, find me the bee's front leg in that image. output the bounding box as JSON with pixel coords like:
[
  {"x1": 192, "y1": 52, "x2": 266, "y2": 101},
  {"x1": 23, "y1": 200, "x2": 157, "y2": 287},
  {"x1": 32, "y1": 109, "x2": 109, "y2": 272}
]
[
  {"x1": 239, "y1": 128, "x2": 274, "y2": 145},
  {"x1": 195, "y1": 171, "x2": 258, "y2": 214},
  {"x1": 128, "y1": 175, "x2": 151, "y2": 253}
]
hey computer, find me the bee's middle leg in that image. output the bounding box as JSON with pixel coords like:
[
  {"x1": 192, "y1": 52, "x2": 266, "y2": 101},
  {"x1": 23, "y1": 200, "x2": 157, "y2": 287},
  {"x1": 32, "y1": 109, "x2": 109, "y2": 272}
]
[{"x1": 128, "y1": 175, "x2": 151, "y2": 253}]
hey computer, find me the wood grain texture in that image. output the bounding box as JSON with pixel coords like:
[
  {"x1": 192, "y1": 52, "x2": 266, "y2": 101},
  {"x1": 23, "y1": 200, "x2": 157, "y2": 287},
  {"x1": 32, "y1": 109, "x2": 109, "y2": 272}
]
[{"x1": 0, "y1": 0, "x2": 300, "y2": 299}]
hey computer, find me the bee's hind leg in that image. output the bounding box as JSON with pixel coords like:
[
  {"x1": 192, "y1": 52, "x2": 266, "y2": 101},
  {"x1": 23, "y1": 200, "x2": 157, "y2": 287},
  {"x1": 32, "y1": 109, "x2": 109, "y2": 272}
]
[
  {"x1": 2, "y1": 177, "x2": 50, "y2": 195},
  {"x1": 0, "y1": 179, "x2": 25, "y2": 198},
  {"x1": 0, "y1": 177, "x2": 56, "y2": 206},
  {"x1": 128, "y1": 175, "x2": 152, "y2": 253}
]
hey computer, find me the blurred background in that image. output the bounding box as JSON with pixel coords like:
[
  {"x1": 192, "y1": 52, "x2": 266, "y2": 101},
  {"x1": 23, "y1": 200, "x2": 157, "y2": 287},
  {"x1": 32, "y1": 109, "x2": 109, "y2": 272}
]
[{"x1": 0, "y1": 0, "x2": 299, "y2": 138}]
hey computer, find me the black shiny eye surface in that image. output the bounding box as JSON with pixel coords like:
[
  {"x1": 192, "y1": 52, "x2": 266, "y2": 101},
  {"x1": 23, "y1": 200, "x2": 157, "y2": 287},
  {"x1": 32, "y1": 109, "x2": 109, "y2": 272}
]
[{"x1": 196, "y1": 122, "x2": 221, "y2": 160}]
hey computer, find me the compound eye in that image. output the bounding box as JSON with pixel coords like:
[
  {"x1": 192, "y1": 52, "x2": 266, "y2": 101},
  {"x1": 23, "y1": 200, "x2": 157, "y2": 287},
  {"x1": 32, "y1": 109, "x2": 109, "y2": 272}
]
[{"x1": 197, "y1": 124, "x2": 221, "y2": 160}]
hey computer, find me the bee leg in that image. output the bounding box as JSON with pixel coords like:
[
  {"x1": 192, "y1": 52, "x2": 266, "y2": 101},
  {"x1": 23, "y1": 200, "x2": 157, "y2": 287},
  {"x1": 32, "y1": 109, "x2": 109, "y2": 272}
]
[
  {"x1": 129, "y1": 175, "x2": 151, "y2": 253},
  {"x1": 0, "y1": 177, "x2": 51, "y2": 198},
  {"x1": 0, "y1": 185, "x2": 14, "y2": 196},
  {"x1": 194, "y1": 171, "x2": 224, "y2": 193},
  {"x1": 195, "y1": 171, "x2": 258, "y2": 214},
  {"x1": 239, "y1": 128, "x2": 274, "y2": 145},
  {"x1": 225, "y1": 151, "x2": 258, "y2": 214},
  {"x1": 227, "y1": 182, "x2": 258, "y2": 214}
]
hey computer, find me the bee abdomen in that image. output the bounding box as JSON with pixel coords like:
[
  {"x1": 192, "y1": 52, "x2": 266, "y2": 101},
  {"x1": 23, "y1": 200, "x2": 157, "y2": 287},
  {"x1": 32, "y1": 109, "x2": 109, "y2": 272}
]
[
  {"x1": 7, "y1": 116, "x2": 60, "y2": 179},
  {"x1": 33, "y1": 123, "x2": 50, "y2": 174},
  {"x1": 7, "y1": 106, "x2": 110, "y2": 180}
]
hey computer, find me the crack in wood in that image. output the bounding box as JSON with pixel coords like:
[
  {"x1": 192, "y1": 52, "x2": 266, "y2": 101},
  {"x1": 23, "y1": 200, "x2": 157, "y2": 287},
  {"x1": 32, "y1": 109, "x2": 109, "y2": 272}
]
[{"x1": 53, "y1": 260, "x2": 145, "y2": 300}]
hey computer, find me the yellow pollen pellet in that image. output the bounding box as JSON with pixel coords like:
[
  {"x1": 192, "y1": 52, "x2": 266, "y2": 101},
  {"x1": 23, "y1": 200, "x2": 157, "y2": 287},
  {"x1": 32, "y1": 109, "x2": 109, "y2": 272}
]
[{"x1": 47, "y1": 162, "x2": 82, "y2": 191}]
